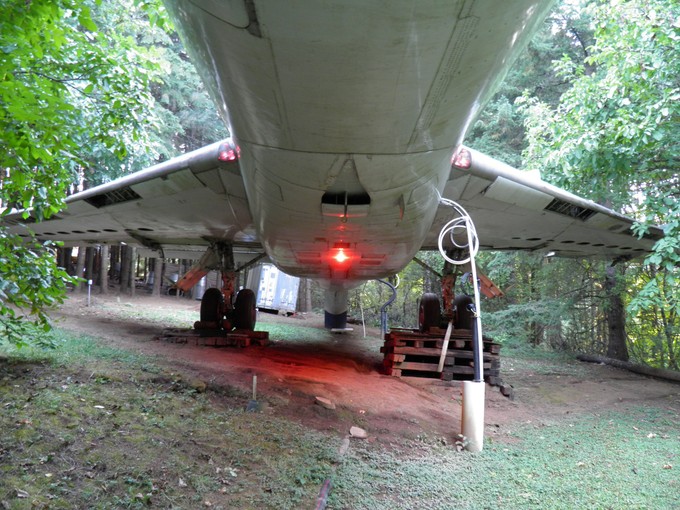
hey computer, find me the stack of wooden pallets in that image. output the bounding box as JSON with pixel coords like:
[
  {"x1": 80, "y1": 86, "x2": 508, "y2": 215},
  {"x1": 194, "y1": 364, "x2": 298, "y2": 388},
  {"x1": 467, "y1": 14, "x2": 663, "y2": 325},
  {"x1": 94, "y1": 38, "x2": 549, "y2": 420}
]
[{"x1": 381, "y1": 327, "x2": 502, "y2": 386}]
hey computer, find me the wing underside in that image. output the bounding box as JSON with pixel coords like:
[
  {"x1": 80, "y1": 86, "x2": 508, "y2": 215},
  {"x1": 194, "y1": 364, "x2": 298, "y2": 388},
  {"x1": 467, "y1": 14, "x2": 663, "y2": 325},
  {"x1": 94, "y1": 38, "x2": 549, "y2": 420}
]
[
  {"x1": 3, "y1": 141, "x2": 260, "y2": 260},
  {"x1": 3, "y1": 143, "x2": 661, "y2": 267},
  {"x1": 424, "y1": 147, "x2": 663, "y2": 259}
]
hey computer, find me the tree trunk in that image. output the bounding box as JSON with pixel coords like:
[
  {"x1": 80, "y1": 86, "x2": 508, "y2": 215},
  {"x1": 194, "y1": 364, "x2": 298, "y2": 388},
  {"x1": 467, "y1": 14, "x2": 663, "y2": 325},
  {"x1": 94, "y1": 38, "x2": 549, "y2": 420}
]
[
  {"x1": 152, "y1": 258, "x2": 162, "y2": 297},
  {"x1": 605, "y1": 264, "x2": 629, "y2": 361},
  {"x1": 110, "y1": 245, "x2": 120, "y2": 282},
  {"x1": 129, "y1": 246, "x2": 137, "y2": 296},
  {"x1": 75, "y1": 245, "x2": 86, "y2": 292},
  {"x1": 62, "y1": 247, "x2": 74, "y2": 275},
  {"x1": 85, "y1": 247, "x2": 95, "y2": 286},
  {"x1": 577, "y1": 354, "x2": 680, "y2": 383},
  {"x1": 99, "y1": 245, "x2": 109, "y2": 295},
  {"x1": 119, "y1": 245, "x2": 130, "y2": 295},
  {"x1": 298, "y1": 278, "x2": 311, "y2": 312}
]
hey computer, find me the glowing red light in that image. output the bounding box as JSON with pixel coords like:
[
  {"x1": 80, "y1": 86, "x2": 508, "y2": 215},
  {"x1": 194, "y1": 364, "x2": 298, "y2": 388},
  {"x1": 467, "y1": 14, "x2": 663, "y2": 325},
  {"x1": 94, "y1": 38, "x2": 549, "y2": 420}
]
[
  {"x1": 333, "y1": 248, "x2": 349, "y2": 264},
  {"x1": 218, "y1": 149, "x2": 237, "y2": 162},
  {"x1": 451, "y1": 147, "x2": 472, "y2": 169},
  {"x1": 217, "y1": 141, "x2": 240, "y2": 162}
]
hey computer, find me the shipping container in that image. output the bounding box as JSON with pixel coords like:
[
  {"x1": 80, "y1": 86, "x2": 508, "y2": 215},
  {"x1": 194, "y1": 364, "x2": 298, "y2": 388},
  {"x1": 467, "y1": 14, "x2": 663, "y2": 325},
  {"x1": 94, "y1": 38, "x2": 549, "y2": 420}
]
[{"x1": 246, "y1": 263, "x2": 300, "y2": 314}]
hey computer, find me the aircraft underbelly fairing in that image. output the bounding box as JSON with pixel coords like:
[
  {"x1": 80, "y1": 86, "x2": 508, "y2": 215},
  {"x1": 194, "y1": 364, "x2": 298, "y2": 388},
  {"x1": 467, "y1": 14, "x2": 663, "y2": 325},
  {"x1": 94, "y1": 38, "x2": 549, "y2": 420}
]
[{"x1": 165, "y1": 0, "x2": 555, "y2": 283}]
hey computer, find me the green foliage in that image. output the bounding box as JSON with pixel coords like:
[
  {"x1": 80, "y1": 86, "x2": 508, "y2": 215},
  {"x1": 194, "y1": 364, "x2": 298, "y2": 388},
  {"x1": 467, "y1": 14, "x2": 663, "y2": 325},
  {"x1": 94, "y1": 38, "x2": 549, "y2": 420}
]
[
  {"x1": 0, "y1": 0, "x2": 164, "y2": 346},
  {"x1": 626, "y1": 264, "x2": 679, "y2": 369},
  {"x1": 480, "y1": 252, "x2": 617, "y2": 353},
  {"x1": 467, "y1": 0, "x2": 595, "y2": 165},
  {"x1": 520, "y1": 0, "x2": 679, "y2": 367},
  {"x1": 0, "y1": 234, "x2": 74, "y2": 347},
  {"x1": 86, "y1": 0, "x2": 228, "y2": 183},
  {"x1": 348, "y1": 253, "x2": 443, "y2": 329}
]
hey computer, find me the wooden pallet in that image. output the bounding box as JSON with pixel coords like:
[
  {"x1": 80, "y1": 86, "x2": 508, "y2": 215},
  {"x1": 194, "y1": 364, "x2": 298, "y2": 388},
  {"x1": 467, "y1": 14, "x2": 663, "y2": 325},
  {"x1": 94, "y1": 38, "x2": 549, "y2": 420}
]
[
  {"x1": 382, "y1": 328, "x2": 502, "y2": 385},
  {"x1": 156, "y1": 328, "x2": 269, "y2": 347}
]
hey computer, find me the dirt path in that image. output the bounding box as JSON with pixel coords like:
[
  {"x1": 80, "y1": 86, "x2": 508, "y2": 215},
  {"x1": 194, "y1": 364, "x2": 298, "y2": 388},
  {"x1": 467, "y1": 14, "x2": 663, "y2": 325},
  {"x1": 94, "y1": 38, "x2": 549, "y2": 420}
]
[{"x1": 51, "y1": 293, "x2": 680, "y2": 445}]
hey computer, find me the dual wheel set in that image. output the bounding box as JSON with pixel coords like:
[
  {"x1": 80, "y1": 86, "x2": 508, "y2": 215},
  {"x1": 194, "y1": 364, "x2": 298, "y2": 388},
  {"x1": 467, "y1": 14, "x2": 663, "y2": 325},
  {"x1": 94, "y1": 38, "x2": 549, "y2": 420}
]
[
  {"x1": 198, "y1": 287, "x2": 257, "y2": 331},
  {"x1": 418, "y1": 292, "x2": 474, "y2": 332},
  {"x1": 198, "y1": 288, "x2": 473, "y2": 333}
]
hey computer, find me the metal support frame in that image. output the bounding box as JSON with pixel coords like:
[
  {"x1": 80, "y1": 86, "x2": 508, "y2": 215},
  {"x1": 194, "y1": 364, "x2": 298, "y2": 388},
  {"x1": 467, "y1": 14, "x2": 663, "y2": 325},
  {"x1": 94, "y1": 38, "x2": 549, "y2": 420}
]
[{"x1": 377, "y1": 279, "x2": 397, "y2": 339}]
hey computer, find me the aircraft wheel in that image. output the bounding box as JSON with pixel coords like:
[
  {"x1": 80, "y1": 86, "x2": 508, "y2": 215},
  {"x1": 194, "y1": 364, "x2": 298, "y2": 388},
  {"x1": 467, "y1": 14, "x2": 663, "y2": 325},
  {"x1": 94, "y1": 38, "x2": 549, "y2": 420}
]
[
  {"x1": 453, "y1": 295, "x2": 474, "y2": 330},
  {"x1": 418, "y1": 293, "x2": 441, "y2": 332},
  {"x1": 234, "y1": 288, "x2": 257, "y2": 330},
  {"x1": 200, "y1": 288, "x2": 224, "y2": 324}
]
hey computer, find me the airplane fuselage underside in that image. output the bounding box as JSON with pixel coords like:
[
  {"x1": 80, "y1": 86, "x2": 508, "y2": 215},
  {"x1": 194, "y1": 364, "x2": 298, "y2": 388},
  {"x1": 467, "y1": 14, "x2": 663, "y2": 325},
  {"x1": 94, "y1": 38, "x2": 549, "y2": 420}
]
[{"x1": 165, "y1": 0, "x2": 554, "y2": 288}]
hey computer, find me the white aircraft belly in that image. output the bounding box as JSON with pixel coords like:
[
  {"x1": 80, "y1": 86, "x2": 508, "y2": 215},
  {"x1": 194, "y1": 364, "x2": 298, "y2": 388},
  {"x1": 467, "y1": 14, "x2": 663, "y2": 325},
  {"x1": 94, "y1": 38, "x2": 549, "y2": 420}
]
[
  {"x1": 164, "y1": 0, "x2": 555, "y2": 281},
  {"x1": 241, "y1": 144, "x2": 453, "y2": 279}
]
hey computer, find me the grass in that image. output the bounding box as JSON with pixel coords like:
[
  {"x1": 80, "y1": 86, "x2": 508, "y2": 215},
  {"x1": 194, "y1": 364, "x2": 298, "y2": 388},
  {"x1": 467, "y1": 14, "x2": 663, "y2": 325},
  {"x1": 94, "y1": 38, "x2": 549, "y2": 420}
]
[
  {"x1": 0, "y1": 330, "x2": 338, "y2": 509},
  {"x1": 329, "y1": 407, "x2": 678, "y2": 509},
  {"x1": 501, "y1": 344, "x2": 597, "y2": 379},
  {"x1": 1, "y1": 314, "x2": 678, "y2": 509}
]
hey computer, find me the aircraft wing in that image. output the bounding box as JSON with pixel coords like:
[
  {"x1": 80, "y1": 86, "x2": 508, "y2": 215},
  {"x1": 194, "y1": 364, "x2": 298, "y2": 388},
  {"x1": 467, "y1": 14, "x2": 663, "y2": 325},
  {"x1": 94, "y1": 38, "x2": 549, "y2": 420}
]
[
  {"x1": 2, "y1": 140, "x2": 260, "y2": 260},
  {"x1": 423, "y1": 147, "x2": 664, "y2": 260},
  {"x1": 4, "y1": 142, "x2": 662, "y2": 266}
]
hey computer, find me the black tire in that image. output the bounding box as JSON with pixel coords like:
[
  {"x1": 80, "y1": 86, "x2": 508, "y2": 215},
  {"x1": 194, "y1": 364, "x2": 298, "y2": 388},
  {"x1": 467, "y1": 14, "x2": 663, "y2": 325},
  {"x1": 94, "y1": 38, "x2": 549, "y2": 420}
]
[
  {"x1": 234, "y1": 288, "x2": 257, "y2": 330},
  {"x1": 418, "y1": 293, "x2": 441, "y2": 332},
  {"x1": 453, "y1": 294, "x2": 474, "y2": 330},
  {"x1": 200, "y1": 288, "x2": 224, "y2": 323}
]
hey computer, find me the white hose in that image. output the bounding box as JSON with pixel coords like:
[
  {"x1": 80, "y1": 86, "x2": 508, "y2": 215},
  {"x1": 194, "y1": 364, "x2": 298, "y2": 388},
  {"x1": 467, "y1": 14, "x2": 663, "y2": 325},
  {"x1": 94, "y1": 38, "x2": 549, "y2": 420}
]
[
  {"x1": 437, "y1": 194, "x2": 484, "y2": 376},
  {"x1": 437, "y1": 197, "x2": 479, "y2": 265},
  {"x1": 438, "y1": 195, "x2": 486, "y2": 451}
]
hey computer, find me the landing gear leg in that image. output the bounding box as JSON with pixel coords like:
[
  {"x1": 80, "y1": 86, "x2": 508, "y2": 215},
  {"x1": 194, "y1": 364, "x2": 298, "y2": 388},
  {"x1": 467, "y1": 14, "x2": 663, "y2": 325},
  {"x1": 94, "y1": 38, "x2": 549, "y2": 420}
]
[
  {"x1": 195, "y1": 242, "x2": 238, "y2": 331},
  {"x1": 323, "y1": 287, "x2": 349, "y2": 330}
]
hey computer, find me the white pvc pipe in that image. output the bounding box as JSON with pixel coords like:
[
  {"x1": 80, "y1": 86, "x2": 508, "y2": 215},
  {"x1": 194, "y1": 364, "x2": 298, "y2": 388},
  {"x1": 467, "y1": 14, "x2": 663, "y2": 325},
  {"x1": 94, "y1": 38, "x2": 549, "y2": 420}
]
[
  {"x1": 437, "y1": 196, "x2": 486, "y2": 452},
  {"x1": 461, "y1": 380, "x2": 485, "y2": 452}
]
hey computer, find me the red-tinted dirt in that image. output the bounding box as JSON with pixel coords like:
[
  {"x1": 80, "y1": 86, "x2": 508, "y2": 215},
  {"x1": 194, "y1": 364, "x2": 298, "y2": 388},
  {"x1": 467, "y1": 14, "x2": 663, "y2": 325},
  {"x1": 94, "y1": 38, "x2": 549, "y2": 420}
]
[{"x1": 51, "y1": 293, "x2": 680, "y2": 446}]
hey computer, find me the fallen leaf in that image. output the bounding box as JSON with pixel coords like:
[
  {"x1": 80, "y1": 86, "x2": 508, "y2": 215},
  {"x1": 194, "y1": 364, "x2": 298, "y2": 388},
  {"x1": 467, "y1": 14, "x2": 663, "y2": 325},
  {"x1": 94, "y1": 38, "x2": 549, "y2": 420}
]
[{"x1": 178, "y1": 478, "x2": 187, "y2": 488}]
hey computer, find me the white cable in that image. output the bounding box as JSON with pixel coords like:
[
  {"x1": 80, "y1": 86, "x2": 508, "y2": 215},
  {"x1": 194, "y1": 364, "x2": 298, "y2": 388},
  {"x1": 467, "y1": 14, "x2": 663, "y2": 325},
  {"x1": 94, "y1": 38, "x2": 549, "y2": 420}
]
[
  {"x1": 437, "y1": 196, "x2": 479, "y2": 265},
  {"x1": 437, "y1": 193, "x2": 484, "y2": 380}
]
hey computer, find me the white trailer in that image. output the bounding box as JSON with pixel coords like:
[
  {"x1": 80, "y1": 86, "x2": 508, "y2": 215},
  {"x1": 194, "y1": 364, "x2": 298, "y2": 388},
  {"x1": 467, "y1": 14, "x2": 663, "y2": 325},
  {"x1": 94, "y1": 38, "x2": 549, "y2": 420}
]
[{"x1": 246, "y1": 263, "x2": 300, "y2": 315}]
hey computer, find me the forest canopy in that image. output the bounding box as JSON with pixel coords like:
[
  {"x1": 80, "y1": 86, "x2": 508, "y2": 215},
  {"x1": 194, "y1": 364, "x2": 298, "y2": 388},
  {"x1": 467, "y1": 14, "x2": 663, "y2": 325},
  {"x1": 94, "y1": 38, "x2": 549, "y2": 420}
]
[{"x1": 0, "y1": 0, "x2": 678, "y2": 369}]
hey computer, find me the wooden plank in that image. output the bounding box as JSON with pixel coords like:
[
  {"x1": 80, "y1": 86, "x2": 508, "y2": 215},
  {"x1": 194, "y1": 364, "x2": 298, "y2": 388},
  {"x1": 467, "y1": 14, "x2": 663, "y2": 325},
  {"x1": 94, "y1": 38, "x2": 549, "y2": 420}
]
[
  {"x1": 383, "y1": 353, "x2": 406, "y2": 362},
  {"x1": 443, "y1": 366, "x2": 475, "y2": 375},
  {"x1": 383, "y1": 346, "x2": 481, "y2": 356},
  {"x1": 383, "y1": 338, "x2": 467, "y2": 350},
  {"x1": 390, "y1": 361, "x2": 441, "y2": 372}
]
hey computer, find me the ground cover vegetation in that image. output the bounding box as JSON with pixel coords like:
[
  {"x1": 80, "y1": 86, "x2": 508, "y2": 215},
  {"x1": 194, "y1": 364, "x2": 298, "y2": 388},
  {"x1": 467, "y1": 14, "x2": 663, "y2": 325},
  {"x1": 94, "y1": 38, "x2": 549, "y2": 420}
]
[
  {"x1": 0, "y1": 315, "x2": 678, "y2": 509},
  {"x1": 1, "y1": 0, "x2": 678, "y2": 374}
]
